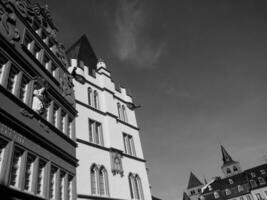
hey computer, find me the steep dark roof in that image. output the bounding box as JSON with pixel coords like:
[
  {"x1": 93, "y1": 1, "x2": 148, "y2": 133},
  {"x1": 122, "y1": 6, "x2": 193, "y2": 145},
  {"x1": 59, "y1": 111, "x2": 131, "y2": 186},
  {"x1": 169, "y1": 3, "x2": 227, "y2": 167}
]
[
  {"x1": 221, "y1": 145, "x2": 239, "y2": 167},
  {"x1": 66, "y1": 34, "x2": 98, "y2": 73},
  {"x1": 152, "y1": 196, "x2": 162, "y2": 200},
  {"x1": 187, "y1": 172, "x2": 203, "y2": 189},
  {"x1": 183, "y1": 192, "x2": 191, "y2": 200}
]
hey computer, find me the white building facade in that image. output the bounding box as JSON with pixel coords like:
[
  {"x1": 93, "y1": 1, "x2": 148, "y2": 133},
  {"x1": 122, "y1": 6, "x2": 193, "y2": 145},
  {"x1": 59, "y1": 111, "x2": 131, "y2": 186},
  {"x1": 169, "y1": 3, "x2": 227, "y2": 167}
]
[{"x1": 67, "y1": 35, "x2": 152, "y2": 200}]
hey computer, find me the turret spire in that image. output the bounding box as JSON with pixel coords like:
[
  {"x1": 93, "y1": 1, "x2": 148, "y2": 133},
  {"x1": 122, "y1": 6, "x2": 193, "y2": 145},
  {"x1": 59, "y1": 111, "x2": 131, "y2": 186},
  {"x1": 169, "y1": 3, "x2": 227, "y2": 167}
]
[{"x1": 221, "y1": 145, "x2": 233, "y2": 163}]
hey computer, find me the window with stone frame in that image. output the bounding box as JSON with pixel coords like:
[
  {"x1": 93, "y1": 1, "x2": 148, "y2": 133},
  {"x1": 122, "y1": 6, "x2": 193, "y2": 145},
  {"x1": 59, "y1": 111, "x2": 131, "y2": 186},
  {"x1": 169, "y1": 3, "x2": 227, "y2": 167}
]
[
  {"x1": 250, "y1": 179, "x2": 257, "y2": 188},
  {"x1": 6, "y1": 64, "x2": 20, "y2": 94},
  {"x1": 9, "y1": 147, "x2": 24, "y2": 188},
  {"x1": 255, "y1": 193, "x2": 263, "y2": 200},
  {"x1": 123, "y1": 133, "x2": 136, "y2": 157},
  {"x1": 238, "y1": 185, "x2": 244, "y2": 192},
  {"x1": 88, "y1": 119, "x2": 104, "y2": 146},
  {"x1": 0, "y1": 139, "x2": 7, "y2": 174},
  {"x1": 258, "y1": 177, "x2": 266, "y2": 185},
  {"x1": 24, "y1": 153, "x2": 36, "y2": 192},
  {"x1": 49, "y1": 166, "x2": 58, "y2": 200},
  {"x1": 19, "y1": 74, "x2": 30, "y2": 103},
  {"x1": 59, "y1": 171, "x2": 66, "y2": 200},
  {"x1": 0, "y1": 53, "x2": 8, "y2": 85},
  {"x1": 67, "y1": 175, "x2": 73, "y2": 200},
  {"x1": 36, "y1": 159, "x2": 46, "y2": 196},
  {"x1": 225, "y1": 189, "x2": 231, "y2": 195}
]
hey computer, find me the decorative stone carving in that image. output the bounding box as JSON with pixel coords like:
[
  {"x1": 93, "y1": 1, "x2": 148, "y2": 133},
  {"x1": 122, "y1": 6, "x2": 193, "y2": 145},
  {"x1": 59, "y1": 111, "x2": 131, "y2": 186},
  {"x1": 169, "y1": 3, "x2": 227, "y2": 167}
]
[
  {"x1": 32, "y1": 77, "x2": 50, "y2": 115},
  {"x1": 68, "y1": 66, "x2": 85, "y2": 85},
  {"x1": 20, "y1": 108, "x2": 34, "y2": 118},
  {"x1": 110, "y1": 149, "x2": 124, "y2": 177},
  {"x1": 60, "y1": 73, "x2": 75, "y2": 106},
  {"x1": 0, "y1": 2, "x2": 21, "y2": 44},
  {"x1": 126, "y1": 102, "x2": 141, "y2": 110}
]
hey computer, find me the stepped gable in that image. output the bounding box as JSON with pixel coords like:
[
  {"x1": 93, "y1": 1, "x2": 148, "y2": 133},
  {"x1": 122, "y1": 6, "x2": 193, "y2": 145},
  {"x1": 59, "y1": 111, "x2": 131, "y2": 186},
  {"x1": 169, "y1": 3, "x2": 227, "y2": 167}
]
[
  {"x1": 66, "y1": 34, "x2": 98, "y2": 74},
  {"x1": 187, "y1": 172, "x2": 203, "y2": 189}
]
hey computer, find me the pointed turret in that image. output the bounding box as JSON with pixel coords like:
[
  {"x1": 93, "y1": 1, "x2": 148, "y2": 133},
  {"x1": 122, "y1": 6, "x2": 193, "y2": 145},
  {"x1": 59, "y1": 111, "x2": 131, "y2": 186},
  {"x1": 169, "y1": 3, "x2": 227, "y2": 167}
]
[
  {"x1": 187, "y1": 172, "x2": 203, "y2": 189},
  {"x1": 220, "y1": 145, "x2": 242, "y2": 177},
  {"x1": 221, "y1": 145, "x2": 234, "y2": 164},
  {"x1": 66, "y1": 34, "x2": 98, "y2": 75}
]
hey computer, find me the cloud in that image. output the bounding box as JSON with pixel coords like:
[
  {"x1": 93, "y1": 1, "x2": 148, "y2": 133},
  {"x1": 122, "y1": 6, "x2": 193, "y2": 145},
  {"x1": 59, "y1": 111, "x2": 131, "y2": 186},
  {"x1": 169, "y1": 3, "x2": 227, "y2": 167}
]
[{"x1": 112, "y1": 0, "x2": 164, "y2": 69}]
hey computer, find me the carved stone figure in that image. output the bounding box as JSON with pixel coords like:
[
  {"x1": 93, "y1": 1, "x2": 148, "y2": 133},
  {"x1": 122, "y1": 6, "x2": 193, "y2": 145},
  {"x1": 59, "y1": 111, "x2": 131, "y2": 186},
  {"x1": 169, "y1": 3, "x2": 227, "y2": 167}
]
[
  {"x1": 32, "y1": 78, "x2": 50, "y2": 115},
  {"x1": 0, "y1": 2, "x2": 20, "y2": 44},
  {"x1": 110, "y1": 149, "x2": 124, "y2": 177}
]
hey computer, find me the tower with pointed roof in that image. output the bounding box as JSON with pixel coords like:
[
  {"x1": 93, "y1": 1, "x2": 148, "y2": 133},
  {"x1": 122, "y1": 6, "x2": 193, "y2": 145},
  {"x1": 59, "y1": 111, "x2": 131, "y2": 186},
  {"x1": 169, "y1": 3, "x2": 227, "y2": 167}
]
[
  {"x1": 220, "y1": 145, "x2": 242, "y2": 177},
  {"x1": 68, "y1": 35, "x2": 152, "y2": 200},
  {"x1": 183, "y1": 172, "x2": 204, "y2": 200}
]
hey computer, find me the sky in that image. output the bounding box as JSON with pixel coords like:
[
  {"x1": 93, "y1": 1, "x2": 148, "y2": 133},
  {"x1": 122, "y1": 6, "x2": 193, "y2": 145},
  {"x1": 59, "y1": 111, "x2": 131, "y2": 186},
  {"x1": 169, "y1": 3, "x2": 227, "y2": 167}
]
[{"x1": 34, "y1": 1, "x2": 267, "y2": 200}]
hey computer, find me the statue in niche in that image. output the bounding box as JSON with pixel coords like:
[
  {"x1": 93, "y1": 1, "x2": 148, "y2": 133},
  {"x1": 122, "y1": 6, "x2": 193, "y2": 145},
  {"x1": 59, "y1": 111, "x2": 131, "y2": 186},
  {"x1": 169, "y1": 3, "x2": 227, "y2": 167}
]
[
  {"x1": 111, "y1": 149, "x2": 124, "y2": 177},
  {"x1": 32, "y1": 77, "x2": 50, "y2": 115}
]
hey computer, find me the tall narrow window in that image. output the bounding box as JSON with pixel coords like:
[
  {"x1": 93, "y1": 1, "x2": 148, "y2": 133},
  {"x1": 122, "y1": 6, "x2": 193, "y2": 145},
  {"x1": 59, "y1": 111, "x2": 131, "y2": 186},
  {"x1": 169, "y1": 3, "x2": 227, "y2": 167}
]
[
  {"x1": 91, "y1": 165, "x2": 98, "y2": 195},
  {"x1": 6, "y1": 65, "x2": 19, "y2": 94},
  {"x1": 256, "y1": 193, "x2": 263, "y2": 200},
  {"x1": 52, "y1": 103, "x2": 59, "y2": 127},
  {"x1": 59, "y1": 171, "x2": 65, "y2": 200},
  {"x1": 23, "y1": 31, "x2": 33, "y2": 51},
  {"x1": 49, "y1": 166, "x2": 57, "y2": 200},
  {"x1": 36, "y1": 159, "x2": 46, "y2": 196},
  {"x1": 136, "y1": 176, "x2": 144, "y2": 200},
  {"x1": 89, "y1": 119, "x2": 94, "y2": 143},
  {"x1": 0, "y1": 139, "x2": 7, "y2": 174},
  {"x1": 88, "y1": 88, "x2": 92, "y2": 106},
  {"x1": 24, "y1": 153, "x2": 36, "y2": 192},
  {"x1": 67, "y1": 175, "x2": 73, "y2": 200},
  {"x1": 33, "y1": 43, "x2": 42, "y2": 61},
  {"x1": 0, "y1": 54, "x2": 8, "y2": 85},
  {"x1": 129, "y1": 174, "x2": 136, "y2": 199},
  {"x1": 61, "y1": 110, "x2": 66, "y2": 134},
  {"x1": 68, "y1": 117, "x2": 73, "y2": 138},
  {"x1": 122, "y1": 105, "x2": 127, "y2": 122},
  {"x1": 19, "y1": 75, "x2": 29, "y2": 103},
  {"x1": 44, "y1": 54, "x2": 51, "y2": 72},
  {"x1": 99, "y1": 167, "x2": 109, "y2": 196},
  {"x1": 117, "y1": 103, "x2": 122, "y2": 119},
  {"x1": 88, "y1": 119, "x2": 103, "y2": 146},
  {"x1": 123, "y1": 134, "x2": 136, "y2": 156},
  {"x1": 9, "y1": 147, "x2": 24, "y2": 187},
  {"x1": 94, "y1": 91, "x2": 99, "y2": 109}
]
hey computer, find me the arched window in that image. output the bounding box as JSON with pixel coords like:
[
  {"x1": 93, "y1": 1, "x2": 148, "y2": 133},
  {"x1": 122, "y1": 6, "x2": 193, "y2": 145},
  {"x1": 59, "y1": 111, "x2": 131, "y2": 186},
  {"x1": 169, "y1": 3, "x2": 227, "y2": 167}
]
[
  {"x1": 122, "y1": 105, "x2": 127, "y2": 122},
  {"x1": 136, "y1": 175, "x2": 144, "y2": 200},
  {"x1": 226, "y1": 168, "x2": 231, "y2": 174},
  {"x1": 129, "y1": 174, "x2": 135, "y2": 199},
  {"x1": 90, "y1": 165, "x2": 98, "y2": 195},
  {"x1": 99, "y1": 167, "x2": 109, "y2": 196},
  {"x1": 129, "y1": 174, "x2": 144, "y2": 200},
  {"x1": 94, "y1": 91, "x2": 99, "y2": 109},
  {"x1": 88, "y1": 87, "x2": 92, "y2": 106}
]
